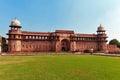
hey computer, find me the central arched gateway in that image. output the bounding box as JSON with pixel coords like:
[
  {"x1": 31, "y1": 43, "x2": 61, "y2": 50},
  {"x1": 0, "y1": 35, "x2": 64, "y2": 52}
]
[{"x1": 61, "y1": 39, "x2": 70, "y2": 52}]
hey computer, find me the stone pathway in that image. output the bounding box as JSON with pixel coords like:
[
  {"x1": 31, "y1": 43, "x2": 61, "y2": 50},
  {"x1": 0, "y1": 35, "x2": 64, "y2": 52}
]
[
  {"x1": 93, "y1": 53, "x2": 120, "y2": 57},
  {"x1": 1, "y1": 52, "x2": 120, "y2": 57}
]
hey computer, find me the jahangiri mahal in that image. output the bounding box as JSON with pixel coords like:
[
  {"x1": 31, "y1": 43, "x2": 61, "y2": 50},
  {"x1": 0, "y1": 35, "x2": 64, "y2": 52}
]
[{"x1": 6, "y1": 18, "x2": 119, "y2": 53}]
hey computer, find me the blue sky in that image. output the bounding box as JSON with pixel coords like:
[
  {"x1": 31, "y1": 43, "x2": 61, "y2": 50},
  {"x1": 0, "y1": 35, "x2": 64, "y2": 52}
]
[{"x1": 0, "y1": 0, "x2": 120, "y2": 41}]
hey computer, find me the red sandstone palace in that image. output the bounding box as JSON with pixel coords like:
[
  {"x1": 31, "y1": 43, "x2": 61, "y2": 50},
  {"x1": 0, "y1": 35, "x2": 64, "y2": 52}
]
[{"x1": 7, "y1": 18, "x2": 109, "y2": 53}]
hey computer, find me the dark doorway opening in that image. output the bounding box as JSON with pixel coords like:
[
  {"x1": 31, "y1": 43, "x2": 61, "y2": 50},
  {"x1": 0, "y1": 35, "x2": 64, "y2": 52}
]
[
  {"x1": 62, "y1": 47, "x2": 65, "y2": 51},
  {"x1": 61, "y1": 39, "x2": 70, "y2": 52}
]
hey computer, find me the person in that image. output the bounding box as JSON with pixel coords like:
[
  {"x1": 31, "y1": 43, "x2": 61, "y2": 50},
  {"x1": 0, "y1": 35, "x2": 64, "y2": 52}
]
[{"x1": 90, "y1": 49, "x2": 94, "y2": 55}]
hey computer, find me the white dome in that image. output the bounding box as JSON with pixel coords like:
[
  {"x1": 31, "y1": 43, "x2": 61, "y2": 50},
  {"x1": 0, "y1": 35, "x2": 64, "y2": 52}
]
[
  {"x1": 97, "y1": 24, "x2": 105, "y2": 32},
  {"x1": 10, "y1": 18, "x2": 21, "y2": 26}
]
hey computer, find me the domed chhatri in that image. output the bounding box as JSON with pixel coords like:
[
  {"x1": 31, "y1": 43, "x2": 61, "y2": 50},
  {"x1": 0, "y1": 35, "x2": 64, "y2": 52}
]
[
  {"x1": 10, "y1": 18, "x2": 21, "y2": 27},
  {"x1": 97, "y1": 24, "x2": 105, "y2": 32}
]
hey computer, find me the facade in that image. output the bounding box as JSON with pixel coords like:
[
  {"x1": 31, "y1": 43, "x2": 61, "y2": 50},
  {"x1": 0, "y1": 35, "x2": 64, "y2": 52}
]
[
  {"x1": 0, "y1": 42, "x2": 1, "y2": 53},
  {"x1": 7, "y1": 18, "x2": 108, "y2": 53},
  {"x1": 0, "y1": 36, "x2": 8, "y2": 53}
]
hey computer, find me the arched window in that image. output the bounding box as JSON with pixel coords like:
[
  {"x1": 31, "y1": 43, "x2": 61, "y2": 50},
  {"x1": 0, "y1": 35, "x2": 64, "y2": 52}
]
[
  {"x1": 26, "y1": 36, "x2": 28, "y2": 39},
  {"x1": 36, "y1": 36, "x2": 38, "y2": 39},
  {"x1": 39, "y1": 36, "x2": 41, "y2": 39},
  {"x1": 29, "y1": 36, "x2": 32, "y2": 39},
  {"x1": 33, "y1": 36, "x2": 35, "y2": 39},
  {"x1": 45, "y1": 36, "x2": 47, "y2": 39},
  {"x1": 42, "y1": 36, "x2": 44, "y2": 39}
]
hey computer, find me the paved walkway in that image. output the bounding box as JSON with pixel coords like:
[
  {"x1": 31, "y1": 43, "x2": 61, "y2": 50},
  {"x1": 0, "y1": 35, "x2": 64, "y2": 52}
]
[
  {"x1": 93, "y1": 53, "x2": 120, "y2": 57},
  {"x1": 1, "y1": 52, "x2": 120, "y2": 57}
]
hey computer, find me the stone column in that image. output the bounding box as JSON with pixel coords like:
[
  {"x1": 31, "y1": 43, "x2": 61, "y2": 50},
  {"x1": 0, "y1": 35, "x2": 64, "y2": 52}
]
[
  {"x1": 70, "y1": 41, "x2": 76, "y2": 52},
  {"x1": 55, "y1": 41, "x2": 61, "y2": 52}
]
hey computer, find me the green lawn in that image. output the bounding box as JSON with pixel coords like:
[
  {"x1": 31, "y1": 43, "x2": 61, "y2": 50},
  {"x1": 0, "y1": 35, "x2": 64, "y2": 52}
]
[{"x1": 0, "y1": 54, "x2": 120, "y2": 80}]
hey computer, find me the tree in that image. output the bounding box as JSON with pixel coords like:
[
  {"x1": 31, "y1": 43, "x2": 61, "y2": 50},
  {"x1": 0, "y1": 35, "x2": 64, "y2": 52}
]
[{"x1": 109, "y1": 39, "x2": 120, "y2": 48}]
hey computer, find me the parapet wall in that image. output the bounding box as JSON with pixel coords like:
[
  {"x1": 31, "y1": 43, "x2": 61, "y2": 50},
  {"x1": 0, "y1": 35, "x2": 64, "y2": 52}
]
[{"x1": 107, "y1": 44, "x2": 120, "y2": 52}]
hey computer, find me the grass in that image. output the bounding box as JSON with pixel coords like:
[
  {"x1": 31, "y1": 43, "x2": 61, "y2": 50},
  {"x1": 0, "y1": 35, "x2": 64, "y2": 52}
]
[{"x1": 0, "y1": 53, "x2": 120, "y2": 80}]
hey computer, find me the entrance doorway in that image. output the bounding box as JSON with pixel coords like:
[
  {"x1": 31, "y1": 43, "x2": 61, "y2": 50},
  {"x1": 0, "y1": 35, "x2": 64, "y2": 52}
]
[
  {"x1": 62, "y1": 47, "x2": 65, "y2": 51},
  {"x1": 61, "y1": 39, "x2": 70, "y2": 52}
]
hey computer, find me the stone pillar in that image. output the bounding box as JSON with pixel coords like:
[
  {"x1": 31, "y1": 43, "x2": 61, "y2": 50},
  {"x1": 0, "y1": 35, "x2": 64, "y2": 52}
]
[
  {"x1": 55, "y1": 41, "x2": 61, "y2": 52},
  {"x1": 70, "y1": 41, "x2": 76, "y2": 52}
]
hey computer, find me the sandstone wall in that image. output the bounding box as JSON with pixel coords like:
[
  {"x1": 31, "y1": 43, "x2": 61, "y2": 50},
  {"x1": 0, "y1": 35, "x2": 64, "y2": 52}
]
[
  {"x1": 21, "y1": 41, "x2": 52, "y2": 52},
  {"x1": 76, "y1": 42, "x2": 98, "y2": 52}
]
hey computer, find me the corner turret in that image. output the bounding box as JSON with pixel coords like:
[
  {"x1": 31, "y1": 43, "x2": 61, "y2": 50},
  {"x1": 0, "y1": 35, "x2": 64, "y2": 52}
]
[
  {"x1": 7, "y1": 18, "x2": 22, "y2": 52},
  {"x1": 97, "y1": 24, "x2": 107, "y2": 52}
]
